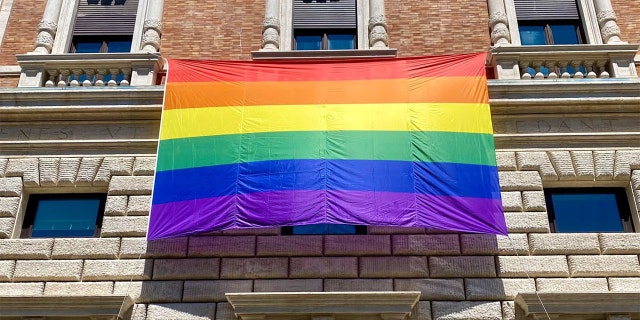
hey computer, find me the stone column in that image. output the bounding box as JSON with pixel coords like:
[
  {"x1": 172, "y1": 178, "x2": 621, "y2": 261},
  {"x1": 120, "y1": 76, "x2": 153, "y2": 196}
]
[
  {"x1": 593, "y1": 0, "x2": 623, "y2": 43},
  {"x1": 34, "y1": 0, "x2": 63, "y2": 54},
  {"x1": 369, "y1": 0, "x2": 389, "y2": 48},
  {"x1": 141, "y1": 0, "x2": 164, "y2": 53},
  {"x1": 487, "y1": 0, "x2": 510, "y2": 45},
  {"x1": 260, "y1": 0, "x2": 280, "y2": 51}
]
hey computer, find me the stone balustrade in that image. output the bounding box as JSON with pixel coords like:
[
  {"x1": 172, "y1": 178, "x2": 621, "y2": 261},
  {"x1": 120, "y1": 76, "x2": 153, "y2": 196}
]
[
  {"x1": 15, "y1": 53, "x2": 162, "y2": 88},
  {"x1": 488, "y1": 44, "x2": 639, "y2": 80}
]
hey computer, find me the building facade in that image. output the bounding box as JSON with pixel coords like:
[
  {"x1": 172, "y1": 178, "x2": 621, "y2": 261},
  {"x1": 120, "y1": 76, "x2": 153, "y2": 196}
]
[{"x1": 0, "y1": 0, "x2": 639, "y2": 319}]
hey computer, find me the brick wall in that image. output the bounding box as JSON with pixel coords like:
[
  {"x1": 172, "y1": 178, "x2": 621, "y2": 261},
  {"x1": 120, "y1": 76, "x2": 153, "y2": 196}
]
[
  {"x1": 611, "y1": 0, "x2": 640, "y2": 47},
  {"x1": 0, "y1": 0, "x2": 42, "y2": 66}
]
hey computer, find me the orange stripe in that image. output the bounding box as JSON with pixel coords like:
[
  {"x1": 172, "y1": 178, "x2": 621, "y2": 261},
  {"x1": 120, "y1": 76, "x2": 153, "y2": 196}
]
[{"x1": 164, "y1": 77, "x2": 488, "y2": 110}]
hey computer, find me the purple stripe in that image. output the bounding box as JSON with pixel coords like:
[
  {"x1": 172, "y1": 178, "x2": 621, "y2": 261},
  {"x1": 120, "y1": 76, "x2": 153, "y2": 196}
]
[{"x1": 148, "y1": 191, "x2": 506, "y2": 240}]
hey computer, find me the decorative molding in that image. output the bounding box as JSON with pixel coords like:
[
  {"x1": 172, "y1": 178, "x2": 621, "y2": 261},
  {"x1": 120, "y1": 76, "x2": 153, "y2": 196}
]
[
  {"x1": 252, "y1": 48, "x2": 397, "y2": 60},
  {"x1": 515, "y1": 292, "x2": 640, "y2": 319},
  {"x1": 0, "y1": 295, "x2": 133, "y2": 318}
]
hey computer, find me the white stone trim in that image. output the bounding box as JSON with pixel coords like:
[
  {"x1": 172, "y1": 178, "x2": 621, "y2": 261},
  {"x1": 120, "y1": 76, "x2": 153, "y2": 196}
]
[{"x1": 0, "y1": 0, "x2": 14, "y2": 48}]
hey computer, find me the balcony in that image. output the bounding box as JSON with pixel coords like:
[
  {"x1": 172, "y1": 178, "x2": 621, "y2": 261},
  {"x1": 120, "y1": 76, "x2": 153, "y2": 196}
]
[
  {"x1": 15, "y1": 53, "x2": 162, "y2": 88},
  {"x1": 488, "y1": 44, "x2": 639, "y2": 80}
]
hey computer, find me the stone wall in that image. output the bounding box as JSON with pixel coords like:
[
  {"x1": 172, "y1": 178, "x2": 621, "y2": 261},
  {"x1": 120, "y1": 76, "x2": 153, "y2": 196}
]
[{"x1": 0, "y1": 150, "x2": 639, "y2": 319}]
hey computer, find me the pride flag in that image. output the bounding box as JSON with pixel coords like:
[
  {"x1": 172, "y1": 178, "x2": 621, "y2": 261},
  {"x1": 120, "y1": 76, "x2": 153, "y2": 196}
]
[{"x1": 148, "y1": 53, "x2": 506, "y2": 240}]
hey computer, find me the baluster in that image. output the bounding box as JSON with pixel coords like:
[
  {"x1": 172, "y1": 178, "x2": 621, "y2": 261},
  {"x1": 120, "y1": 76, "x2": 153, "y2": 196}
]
[
  {"x1": 584, "y1": 61, "x2": 597, "y2": 78},
  {"x1": 70, "y1": 69, "x2": 82, "y2": 87},
  {"x1": 596, "y1": 60, "x2": 610, "y2": 78},
  {"x1": 45, "y1": 70, "x2": 58, "y2": 87},
  {"x1": 546, "y1": 61, "x2": 558, "y2": 79},
  {"x1": 572, "y1": 61, "x2": 584, "y2": 79},
  {"x1": 95, "y1": 69, "x2": 107, "y2": 87},
  {"x1": 532, "y1": 61, "x2": 544, "y2": 79},
  {"x1": 120, "y1": 68, "x2": 131, "y2": 86},
  {"x1": 520, "y1": 61, "x2": 532, "y2": 79},
  {"x1": 83, "y1": 69, "x2": 95, "y2": 86},
  {"x1": 557, "y1": 61, "x2": 571, "y2": 79},
  {"x1": 108, "y1": 68, "x2": 120, "y2": 87},
  {"x1": 58, "y1": 69, "x2": 70, "y2": 87}
]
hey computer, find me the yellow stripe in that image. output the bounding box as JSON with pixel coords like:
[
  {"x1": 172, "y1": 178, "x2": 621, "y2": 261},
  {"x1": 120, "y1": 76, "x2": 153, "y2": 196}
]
[{"x1": 160, "y1": 103, "x2": 493, "y2": 140}]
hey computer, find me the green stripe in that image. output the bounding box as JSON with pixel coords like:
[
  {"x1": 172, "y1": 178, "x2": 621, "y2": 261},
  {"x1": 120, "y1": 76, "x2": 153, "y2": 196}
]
[{"x1": 157, "y1": 131, "x2": 497, "y2": 172}]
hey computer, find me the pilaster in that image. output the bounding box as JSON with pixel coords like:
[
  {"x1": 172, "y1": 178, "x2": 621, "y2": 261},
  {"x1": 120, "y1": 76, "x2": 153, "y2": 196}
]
[
  {"x1": 487, "y1": 0, "x2": 510, "y2": 45},
  {"x1": 368, "y1": 0, "x2": 388, "y2": 49},
  {"x1": 33, "y1": 0, "x2": 63, "y2": 54}
]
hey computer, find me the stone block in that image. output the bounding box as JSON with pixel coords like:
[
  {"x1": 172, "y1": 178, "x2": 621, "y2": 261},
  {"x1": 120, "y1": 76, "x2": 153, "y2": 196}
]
[
  {"x1": 0, "y1": 260, "x2": 15, "y2": 281},
  {"x1": 504, "y1": 212, "x2": 550, "y2": 233},
  {"x1": 222, "y1": 227, "x2": 279, "y2": 236},
  {"x1": 0, "y1": 177, "x2": 22, "y2": 196},
  {"x1": 460, "y1": 233, "x2": 529, "y2": 255},
  {"x1": 44, "y1": 281, "x2": 114, "y2": 296},
  {"x1": 133, "y1": 157, "x2": 156, "y2": 176},
  {"x1": 120, "y1": 237, "x2": 149, "y2": 258},
  {"x1": 75, "y1": 158, "x2": 102, "y2": 186},
  {"x1": 502, "y1": 301, "x2": 515, "y2": 320},
  {"x1": 609, "y1": 277, "x2": 640, "y2": 291},
  {"x1": 633, "y1": 170, "x2": 640, "y2": 189},
  {"x1": 497, "y1": 256, "x2": 569, "y2": 277},
  {"x1": 432, "y1": 301, "x2": 502, "y2": 320},
  {"x1": 367, "y1": 226, "x2": 425, "y2": 234},
  {"x1": 324, "y1": 235, "x2": 390, "y2": 256},
  {"x1": 221, "y1": 257, "x2": 288, "y2": 279},
  {"x1": 496, "y1": 152, "x2": 517, "y2": 171},
  {"x1": 127, "y1": 195, "x2": 151, "y2": 215},
  {"x1": 516, "y1": 151, "x2": 557, "y2": 180},
  {"x1": 529, "y1": 233, "x2": 600, "y2": 255},
  {"x1": 289, "y1": 257, "x2": 357, "y2": 278},
  {"x1": 465, "y1": 278, "x2": 535, "y2": 300},
  {"x1": 600, "y1": 233, "x2": 640, "y2": 254},
  {"x1": 324, "y1": 279, "x2": 393, "y2": 292},
  {"x1": 394, "y1": 278, "x2": 464, "y2": 300},
  {"x1": 183, "y1": 280, "x2": 253, "y2": 302},
  {"x1": 215, "y1": 302, "x2": 234, "y2": 320},
  {"x1": 571, "y1": 151, "x2": 595, "y2": 180},
  {"x1": 412, "y1": 301, "x2": 433, "y2": 320},
  {"x1": 501, "y1": 191, "x2": 522, "y2": 211},
  {"x1": 147, "y1": 237, "x2": 188, "y2": 258},
  {"x1": 6, "y1": 158, "x2": 39, "y2": 187},
  {"x1": 536, "y1": 278, "x2": 609, "y2": 292},
  {"x1": 359, "y1": 256, "x2": 428, "y2": 278},
  {"x1": 568, "y1": 255, "x2": 640, "y2": 277},
  {"x1": 153, "y1": 258, "x2": 220, "y2": 280},
  {"x1": 114, "y1": 280, "x2": 183, "y2": 303},
  {"x1": 108, "y1": 176, "x2": 154, "y2": 195},
  {"x1": 498, "y1": 171, "x2": 542, "y2": 191},
  {"x1": 13, "y1": 260, "x2": 83, "y2": 281},
  {"x1": 147, "y1": 303, "x2": 215, "y2": 319},
  {"x1": 0, "y1": 217, "x2": 14, "y2": 238},
  {"x1": 101, "y1": 216, "x2": 148, "y2": 237},
  {"x1": 57, "y1": 158, "x2": 81, "y2": 186},
  {"x1": 521, "y1": 191, "x2": 546, "y2": 211},
  {"x1": 0, "y1": 282, "x2": 44, "y2": 296},
  {"x1": 0, "y1": 197, "x2": 20, "y2": 217},
  {"x1": 189, "y1": 236, "x2": 255, "y2": 257},
  {"x1": 548, "y1": 151, "x2": 576, "y2": 180},
  {"x1": 131, "y1": 304, "x2": 147, "y2": 320},
  {"x1": 614, "y1": 150, "x2": 640, "y2": 180},
  {"x1": 256, "y1": 235, "x2": 321, "y2": 256},
  {"x1": 52, "y1": 238, "x2": 120, "y2": 259},
  {"x1": 255, "y1": 279, "x2": 323, "y2": 292},
  {"x1": 82, "y1": 259, "x2": 152, "y2": 281},
  {"x1": 392, "y1": 234, "x2": 460, "y2": 255},
  {"x1": 0, "y1": 239, "x2": 53, "y2": 259},
  {"x1": 104, "y1": 195, "x2": 128, "y2": 216},
  {"x1": 429, "y1": 256, "x2": 496, "y2": 278},
  {"x1": 38, "y1": 158, "x2": 59, "y2": 186},
  {"x1": 95, "y1": 157, "x2": 135, "y2": 185},
  {"x1": 0, "y1": 158, "x2": 6, "y2": 177}
]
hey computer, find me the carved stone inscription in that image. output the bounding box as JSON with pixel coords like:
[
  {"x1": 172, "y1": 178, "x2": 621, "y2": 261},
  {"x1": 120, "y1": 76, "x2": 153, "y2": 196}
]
[
  {"x1": 493, "y1": 116, "x2": 640, "y2": 134},
  {"x1": 0, "y1": 122, "x2": 158, "y2": 141}
]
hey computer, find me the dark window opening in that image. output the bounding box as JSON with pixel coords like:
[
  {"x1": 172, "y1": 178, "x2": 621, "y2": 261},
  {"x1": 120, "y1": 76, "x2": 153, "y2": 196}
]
[
  {"x1": 294, "y1": 29, "x2": 356, "y2": 50},
  {"x1": 545, "y1": 188, "x2": 635, "y2": 233},
  {"x1": 282, "y1": 224, "x2": 367, "y2": 235},
  {"x1": 21, "y1": 193, "x2": 106, "y2": 238},
  {"x1": 70, "y1": 35, "x2": 132, "y2": 53},
  {"x1": 519, "y1": 21, "x2": 584, "y2": 46}
]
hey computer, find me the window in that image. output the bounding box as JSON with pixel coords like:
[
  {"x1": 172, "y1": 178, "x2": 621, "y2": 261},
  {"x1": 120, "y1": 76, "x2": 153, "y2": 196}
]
[
  {"x1": 293, "y1": 0, "x2": 357, "y2": 50},
  {"x1": 69, "y1": 0, "x2": 138, "y2": 53},
  {"x1": 514, "y1": 0, "x2": 585, "y2": 45},
  {"x1": 21, "y1": 194, "x2": 106, "y2": 238},
  {"x1": 282, "y1": 224, "x2": 367, "y2": 235},
  {"x1": 545, "y1": 188, "x2": 635, "y2": 233}
]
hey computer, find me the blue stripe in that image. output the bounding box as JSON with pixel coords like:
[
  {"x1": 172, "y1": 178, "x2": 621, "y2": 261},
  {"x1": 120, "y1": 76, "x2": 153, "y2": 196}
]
[{"x1": 152, "y1": 159, "x2": 500, "y2": 205}]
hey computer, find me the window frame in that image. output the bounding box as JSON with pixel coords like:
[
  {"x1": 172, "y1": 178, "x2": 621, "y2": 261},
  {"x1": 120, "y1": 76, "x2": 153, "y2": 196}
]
[
  {"x1": 20, "y1": 193, "x2": 107, "y2": 238},
  {"x1": 517, "y1": 20, "x2": 585, "y2": 46},
  {"x1": 545, "y1": 187, "x2": 635, "y2": 233},
  {"x1": 293, "y1": 29, "x2": 358, "y2": 51}
]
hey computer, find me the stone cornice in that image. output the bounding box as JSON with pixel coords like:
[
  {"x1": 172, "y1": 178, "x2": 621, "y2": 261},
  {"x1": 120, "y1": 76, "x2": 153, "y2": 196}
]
[
  {"x1": 515, "y1": 292, "x2": 640, "y2": 318},
  {"x1": 0, "y1": 295, "x2": 133, "y2": 318}
]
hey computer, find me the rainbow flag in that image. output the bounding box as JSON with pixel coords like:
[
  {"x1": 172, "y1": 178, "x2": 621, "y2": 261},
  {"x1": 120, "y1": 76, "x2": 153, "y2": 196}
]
[{"x1": 148, "y1": 53, "x2": 506, "y2": 240}]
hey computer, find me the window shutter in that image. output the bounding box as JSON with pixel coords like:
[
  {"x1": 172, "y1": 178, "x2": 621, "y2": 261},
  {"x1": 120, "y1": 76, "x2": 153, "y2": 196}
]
[
  {"x1": 73, "y1": 0, "x2": 139, "y2": 36},
  {"x1": 514, "y1": 0, "x2": 580, "y2": 20},
  {"x1": 293, "y1": 0, "x2": 357, "y2": 29}
]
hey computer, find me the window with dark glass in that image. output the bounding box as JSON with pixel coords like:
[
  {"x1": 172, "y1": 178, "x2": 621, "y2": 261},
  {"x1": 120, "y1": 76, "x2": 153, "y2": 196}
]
[
  {"x1": 515, "y1": 0, "x2": 585, "y2": 45},
  {"x1": 545, "y1": 188, "x2": 635, "y2": 233},
  {"x1": 69, "y1": 0, "x2": 138, "y2": 53},
  {"x1": 293, "y1": 0, "x2": 357, "y2": 50},
  {"x1": 21, "y1": 194, "x2": 106, "y2": 238},
  {"x1": 282, "y1": 224, "x2": 367, "y2": 235}
]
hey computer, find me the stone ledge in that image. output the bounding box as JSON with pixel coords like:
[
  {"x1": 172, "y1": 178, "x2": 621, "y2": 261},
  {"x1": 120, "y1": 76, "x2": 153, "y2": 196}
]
[
  {"x1": 0, "y1": 295, "x2": 133, "y2": 318},
  {"x1": 251, "y1": 49, "x2": 398, "y2": 60},
  {"x1": 226, "y1": 291, "x2": 420, "y2": 320},
  {"x1": 515, "y1": 292, "x2": 640, "y2": 318}
]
